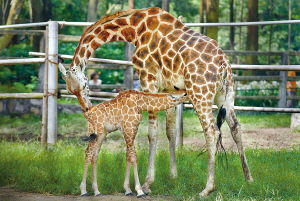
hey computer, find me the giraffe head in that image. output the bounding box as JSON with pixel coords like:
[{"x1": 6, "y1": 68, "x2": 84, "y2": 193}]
[{"x1": 58, "y1": 62, "x2": 92, "y2": 111}]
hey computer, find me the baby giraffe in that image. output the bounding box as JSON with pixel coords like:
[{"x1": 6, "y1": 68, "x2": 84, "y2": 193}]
[{"x1": 58, "y1": 63, "x2": 188, "y2": 198}]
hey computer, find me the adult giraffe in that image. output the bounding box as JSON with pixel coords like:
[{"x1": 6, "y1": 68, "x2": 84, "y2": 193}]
[{"x1": 66, "y1": 7, "x2": 253, "y2": 196}]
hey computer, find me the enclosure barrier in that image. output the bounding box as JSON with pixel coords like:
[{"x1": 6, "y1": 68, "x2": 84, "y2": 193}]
[{"x1": 1, "y1": 19, "x2": 300, "y2": 147}]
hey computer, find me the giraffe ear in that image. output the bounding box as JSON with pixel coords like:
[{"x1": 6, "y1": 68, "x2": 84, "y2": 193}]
[
  {"x1": 58, "y1": 63, "x2": 67, "y2": 76},
  {"x1": 78, "y1": 60, "x2": 86, "y2": 73}
]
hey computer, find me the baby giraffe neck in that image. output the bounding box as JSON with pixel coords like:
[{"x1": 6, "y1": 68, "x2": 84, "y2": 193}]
[{"x1": 137, "y1": 95, "x2": 179, "y2": 112}]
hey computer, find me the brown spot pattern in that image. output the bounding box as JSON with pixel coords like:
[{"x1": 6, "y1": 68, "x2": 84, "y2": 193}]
[
  {"x1": 173, "y1": 40, "x2": 185, "y2": 51},
  {"x1": 94, "y1": 27, "x2": 101, "y2": 34},
  {"x1": 115, "y1": 18, "x2": 128, "y2": 26},
  {"x1": 91, "y1": 40, "x2": 100, "y2": 51},
  {"x1": 174, "y1": 20, "x2": 184, "y2": 29},
  {"x1": 167, "y1": 50, "x2": 176, "y2": 58},
  {"x1": 137, "y1": 22, "x2": 146, "y2": 36},
  {"x1": 202, "y1": 53, "x2": 212, "y2": 63},
  {"x1": 160, "y1": 13, "x2": 174, "y2": 23},
  {"x1": 136, "y1": 46, "x2": 149, "y2": 60},
  {"x1": 173, "y1": 54, "x2": 182, "y2": 72},
  {"x1": 163, "y1": 56, "x2": 172, "y2": 70},
  {"x1": 146, "y1": 16, "x2": 159, "y2": 30},
  {"x1": 98, "y1": 31, "x2": 110, "y2": 42},
  {"x1": 140, "y1": 32, "x2": 151, "y2": 45},
  {"x1": 121, "y1": 27, "x2": 136, "y2": 42},
  {"x1": 148, "y1": 7, "x2": 160, "y2": 15},
  {"x1": 104, "y1": 23, "x2": 119, "y2": 31},
  {"x1": 83, "y1": 35, "x2": 94, "y2": 44},
  {"x1": 159, "y1": 38, "x2": 171, "y2": 55},
  {"x1": 149, "y1": 33, "x2": 161, "y2": 52},
  {"x1": 79, "y1": 47, "x2": 86, "y2": 58},
  {"x1": 195, "y1": 42, "x2": 207, "y2": 52},
  {"x1": 130, "y1": 12, "x2": 146, "y2": 26},
  {"x1": 159, "y1": 24, "x2": 173, "y2": 36}
]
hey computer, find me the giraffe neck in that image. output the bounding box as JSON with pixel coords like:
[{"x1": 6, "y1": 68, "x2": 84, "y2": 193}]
[
  {"x1": 70, "y1": 9, "x2": 148, "y2": 69},
  {"x1": 137, "y1": 94, "x2": 182, "y2": 112},
  {"x1": 75, "y1": 92, "x2": 93, "y2": 112}
]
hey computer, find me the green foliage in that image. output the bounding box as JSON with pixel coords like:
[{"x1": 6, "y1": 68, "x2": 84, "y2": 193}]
[{"x1": 0, "y1": 141, "x2": 299, "y2": 200}]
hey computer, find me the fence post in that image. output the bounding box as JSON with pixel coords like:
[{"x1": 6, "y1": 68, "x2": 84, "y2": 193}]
[
  {"x1": 124, "y1": 43, "x2": 134, "y2": 90},
  {"x1": 47, "y1": 21, "x2": 58, "y2": 146},
  {"x1": 41, "y1": 27, "x2": 48, "y2": 147},
  {"x1": 176, "y1": 103, "x2": 183, "y2": 146},
  {"x1": 278, "y1": 53, "x2": 288, "y2": 108}
]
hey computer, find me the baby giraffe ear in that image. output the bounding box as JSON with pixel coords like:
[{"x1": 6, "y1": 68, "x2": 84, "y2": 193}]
[{"x1": 167, "y1": 94, "x2": 177, "y2": 100}]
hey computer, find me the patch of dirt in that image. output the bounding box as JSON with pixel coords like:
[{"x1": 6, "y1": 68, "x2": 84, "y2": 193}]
[
  {"x1": 183, "y1": 128, "x2": 300, "y2": 151},
  {"x1": 0, "y1": 186, "x2": 169, "y2": 201}
]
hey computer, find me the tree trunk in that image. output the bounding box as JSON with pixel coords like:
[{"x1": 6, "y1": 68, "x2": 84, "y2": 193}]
[
  {"x1": 0, "y1": 0, "x2": 25, "y2": 55},
  {"x1": 199, "y1": 0, "x2": 205, "y2": 34},
  {"x1": 237, "y1": 0, "x2": 244, "y2": 65},
  {"x1": 42, "y1": 0, "x2": 52, "y2": 21},
  {"x1": 29, "y1": 0, "x2": 43, "y2": 52},
  {"x1": 243, "y1": 0, "x2": 258, "y2": 77},
  {"x1": 86, "y1": 0, "x2": 99, "y2": 81},
  {"x1": 206, "y1": 0, "x2": 219, "y2": 41},
  {"x1": 230, "y1": 0, "x2": 236, "y2": 63},
  {"x1": 268, "y1": 0, "x2": 273, "y2": 64},
  {"x1": 0, "y1": 0, "x2": 11, "y2": 25},
  {"x1": 87, "y1": 0, "x2": 99, "y2": 22},
  {"x1": 161, "y1": 0, "x2": 169, "y2": 12}
]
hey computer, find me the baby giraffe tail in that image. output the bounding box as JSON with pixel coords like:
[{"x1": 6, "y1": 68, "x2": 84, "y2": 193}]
[{"x1": 216, "y1": 105, "x2": 228, "y2": 167}]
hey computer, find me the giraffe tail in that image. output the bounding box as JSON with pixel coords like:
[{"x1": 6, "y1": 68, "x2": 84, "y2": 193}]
[{"x1": 216, "y1": 105, "x2": 228, "y2": 168}]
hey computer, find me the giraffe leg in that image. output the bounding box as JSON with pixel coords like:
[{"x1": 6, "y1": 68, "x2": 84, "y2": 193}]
[
  {"x1": 215, "y1": 89, "x2": 253, "y2": 182},
  {"x1": 123, "y1": 121, "x2": 145, "y2": 197},
  {"x1": 142, "y1": 111, "x2": 158, "y2": 194},
  {"x1": 124, "y1": 150, "x2": 133, "y2": 196},
  {"x1": 80, "y1": 149, "x2": 90, "y2": 196},
  {"x1": 91, "y1": 132, "x2": 106, "y2": 196},
  {"x1": 192, "y1": 99, "x2": 219, "y2": 197},
  {"x1": 165, "y1": 107, "x2": 177, "y2": 178}
]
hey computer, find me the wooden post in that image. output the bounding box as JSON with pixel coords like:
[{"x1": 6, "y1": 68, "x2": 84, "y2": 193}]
[
  {"x1": 176, "y1": 103, "x2": 183, "y2": 147},
  {"x1": 124, "y1": 43, "x2": 134, "y2": 90},
  {"x1": 47, "y1": 21, "x2": 58, "y2": 146},
  {"x1": 41, "y1": 27, "x2": 48, "y2": 147},
  {"x1": 278, "y1": 53, "x2": 288, "y2": 108}
]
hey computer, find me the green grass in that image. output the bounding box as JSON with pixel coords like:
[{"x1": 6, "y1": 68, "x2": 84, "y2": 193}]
[{"x1": 0, "y1": 141, "x2": 299, "y2": 200}]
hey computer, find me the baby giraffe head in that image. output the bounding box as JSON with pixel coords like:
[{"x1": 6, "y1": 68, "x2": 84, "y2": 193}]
[
  {"x1": 166, "y1": 87, "x2": 189, "y2": 103},
  {"x1": 58, "y1": 60, "x2": 92, "y2": 112}
]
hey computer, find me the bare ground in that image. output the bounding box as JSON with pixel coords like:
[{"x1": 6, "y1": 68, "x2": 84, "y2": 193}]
[
  {"x1": 0, "y1": 186, "x2": 169, "y2": 201},
  {"x1": 183, "y1": 128, "x2": 300, "y2": 151}
]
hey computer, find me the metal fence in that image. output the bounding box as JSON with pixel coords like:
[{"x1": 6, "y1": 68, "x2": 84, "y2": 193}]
[{"x1": 1, "y1": 19, "x2": 300, "y2": 147}]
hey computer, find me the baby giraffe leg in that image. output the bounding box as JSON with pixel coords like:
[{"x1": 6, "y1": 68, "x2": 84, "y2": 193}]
[
  {"x1": 124, "y1": 150, "x2": 134, "y2": 196},
  {"x1": 123, "y1": 122, "x2": 145, "y2": 198},
  {"x1": 91, "y1": 132, "x2": 106, "y2": 196},
  {"x1": 80, "y1": 142, "x2": 94, "y2": 196}
]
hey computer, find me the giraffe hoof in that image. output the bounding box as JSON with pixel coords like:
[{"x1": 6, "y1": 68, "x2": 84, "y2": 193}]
[
  {"x1": 137, "y1": 194, "x2": 146, "y2": 198},
  {"x1": 125, "y1": 192, "x2": 134, "y2": 196},
  {"x1": 96, "y1": 193, "x2": 102, "y2": 196},
  {"x1": 81, "y1": 193, "x2": 89, "y2": 197}
]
